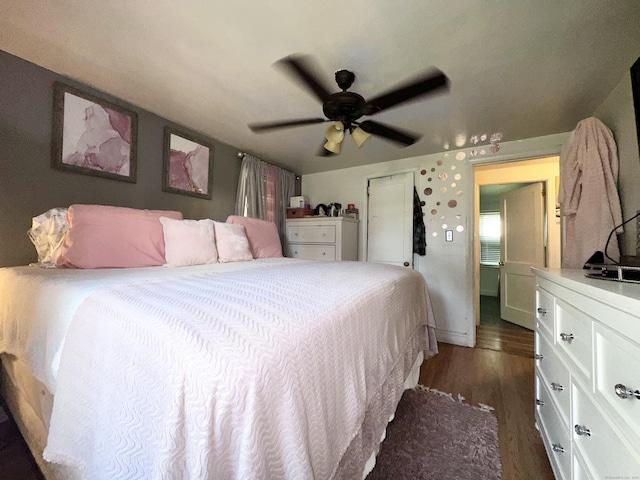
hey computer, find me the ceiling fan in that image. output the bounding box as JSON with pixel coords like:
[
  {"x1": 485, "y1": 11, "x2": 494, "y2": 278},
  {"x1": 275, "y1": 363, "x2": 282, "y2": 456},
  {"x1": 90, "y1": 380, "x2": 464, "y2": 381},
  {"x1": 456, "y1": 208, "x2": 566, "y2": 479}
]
[{"x1": 248, "y1": 54, "x2": 450, "y2": 156}]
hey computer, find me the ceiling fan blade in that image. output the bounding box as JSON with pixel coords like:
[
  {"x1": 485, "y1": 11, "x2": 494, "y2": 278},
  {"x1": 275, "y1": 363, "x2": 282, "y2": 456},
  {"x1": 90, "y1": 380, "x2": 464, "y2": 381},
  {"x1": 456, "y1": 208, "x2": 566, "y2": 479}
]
[
  {"x1": 358, "y1": 120, "x2": 421, "y2": 146},
  {"x1": 275, "y1": 55, "x2": 333, "y2": 103},
  {"x1": 364, "y1": 69, "x2": 449, "y2": 114},
  {"x1": 248, "y1": 118, "x2": 327, "y2": 133}
]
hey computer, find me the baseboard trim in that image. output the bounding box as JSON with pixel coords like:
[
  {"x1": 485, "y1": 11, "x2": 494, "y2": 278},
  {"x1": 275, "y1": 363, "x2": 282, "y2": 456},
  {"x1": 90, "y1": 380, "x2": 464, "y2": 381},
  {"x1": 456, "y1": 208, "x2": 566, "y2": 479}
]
[{"x1": 436, "y1": 329, "x2": 473, "y2": 347}]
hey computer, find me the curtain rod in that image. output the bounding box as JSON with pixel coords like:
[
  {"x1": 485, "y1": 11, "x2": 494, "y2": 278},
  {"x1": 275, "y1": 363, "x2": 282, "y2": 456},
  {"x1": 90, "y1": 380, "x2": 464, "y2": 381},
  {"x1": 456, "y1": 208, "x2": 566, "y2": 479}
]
[{"x1": 237, "y1": 151, "x2": 300, "y2": 180}]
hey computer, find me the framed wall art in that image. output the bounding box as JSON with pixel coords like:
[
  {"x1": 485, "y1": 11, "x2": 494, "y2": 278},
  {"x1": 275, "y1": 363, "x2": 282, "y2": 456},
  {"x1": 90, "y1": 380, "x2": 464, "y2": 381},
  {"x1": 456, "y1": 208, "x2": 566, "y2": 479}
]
[
  {"x1": 51, "y1": 82, "x2": 138, "y2": 183},
  {"x1": 163, "y1": 126, "x2": 214, "y2": 199}
]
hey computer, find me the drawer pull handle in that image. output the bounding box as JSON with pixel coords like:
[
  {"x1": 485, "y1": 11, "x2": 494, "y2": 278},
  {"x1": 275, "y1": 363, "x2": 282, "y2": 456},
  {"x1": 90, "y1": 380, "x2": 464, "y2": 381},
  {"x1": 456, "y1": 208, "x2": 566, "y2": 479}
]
[
  {"x1": 294, "y1": 232, "x2": 299, "y2": 236},
  {"x1": 537, "y1": 307, "x2": 547, "y2": 315},
  {"x1": 322, "y1": 252, "x2": 326, "y2": 256},
  {"x1": 551, "y1": 443, "x2": 565, "y2": 453},
  {"x1": 551, "y1": 382, "x2": 564, "y2": 392},
  {"x1": 294, "y1": 251, "x2": 298, "y2": 255},
  {"x1": 559, "y1": 332, "x2": 574, "y2": 343},
  {"x1": 535, "y1": 399, "x2": 545, "y2": 406},
  {"x1": 614, "y1": 383, "x2": 640, "y2": 400},
  {"x1": 574, "y1": 424, "x2": 591, "y2": 437},
  {"x1": 534, "y1": 353, "x2": 544, "y2": 360}
]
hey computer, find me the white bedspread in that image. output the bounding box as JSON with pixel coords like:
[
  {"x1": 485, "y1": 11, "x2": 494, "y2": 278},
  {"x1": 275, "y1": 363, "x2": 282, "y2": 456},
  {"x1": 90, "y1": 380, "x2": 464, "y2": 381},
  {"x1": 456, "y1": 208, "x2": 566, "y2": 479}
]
[
  {"x1": 1, "y1": 259, "x2": 436, "y2": 479},
  {"x1": 0, "y1": 258, "x2": 295, "y2": 394}
]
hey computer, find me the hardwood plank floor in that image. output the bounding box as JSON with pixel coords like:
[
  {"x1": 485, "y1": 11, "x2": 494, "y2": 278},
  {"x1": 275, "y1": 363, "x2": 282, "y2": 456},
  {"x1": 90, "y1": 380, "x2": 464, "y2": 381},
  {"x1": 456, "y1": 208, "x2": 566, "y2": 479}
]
[
  {"x1": 420, "y1": 342, "x2": 554, "y2": 480},
  {"x1": 0, "y1": 411, "x2": 43, "y2": 480},
  {"x1": 478, "y1": 295, "x2": 535, "y2": 358}
]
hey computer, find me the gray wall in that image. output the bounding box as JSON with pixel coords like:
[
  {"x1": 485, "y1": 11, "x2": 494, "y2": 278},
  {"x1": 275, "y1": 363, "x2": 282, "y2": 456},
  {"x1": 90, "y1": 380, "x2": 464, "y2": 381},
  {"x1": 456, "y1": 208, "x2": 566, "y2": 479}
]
[
  {"x1": 0, "y1": 50, "x2": 242, "y2": 267},
  {"x1": 593, "y1": 60, "x2": 640, "y2": 256}
]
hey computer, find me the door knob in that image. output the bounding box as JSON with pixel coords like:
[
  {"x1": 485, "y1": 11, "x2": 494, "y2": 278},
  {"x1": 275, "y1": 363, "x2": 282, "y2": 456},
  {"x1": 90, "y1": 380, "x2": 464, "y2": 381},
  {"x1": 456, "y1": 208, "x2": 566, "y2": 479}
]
[{"x1": 498, "y1": 261, "x2": 505, "y2": 266}]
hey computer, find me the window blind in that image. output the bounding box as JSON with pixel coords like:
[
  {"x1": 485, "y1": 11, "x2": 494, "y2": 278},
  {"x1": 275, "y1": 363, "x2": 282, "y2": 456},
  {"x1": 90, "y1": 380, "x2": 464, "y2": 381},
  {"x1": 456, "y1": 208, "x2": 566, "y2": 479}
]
[{"x1": 480, "y1": 212, "x2": 501, "y2": 265}]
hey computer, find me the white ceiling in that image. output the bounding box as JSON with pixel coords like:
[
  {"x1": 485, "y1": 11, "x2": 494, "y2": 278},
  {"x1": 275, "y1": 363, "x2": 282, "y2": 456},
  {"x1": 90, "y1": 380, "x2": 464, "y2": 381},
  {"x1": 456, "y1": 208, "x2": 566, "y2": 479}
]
[{"x1": 1, "y1": 1, "x2": 639, "y2": 175}]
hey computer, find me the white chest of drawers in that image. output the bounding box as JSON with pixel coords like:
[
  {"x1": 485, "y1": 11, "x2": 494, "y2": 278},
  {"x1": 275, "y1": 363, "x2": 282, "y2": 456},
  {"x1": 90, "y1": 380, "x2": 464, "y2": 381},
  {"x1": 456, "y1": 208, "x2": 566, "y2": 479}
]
[
  {"x1": 533, "y1": 268, "x2": 640, "y2": 480},
  {"x1": 285, "y1": 217, "x2": 358, "y2": 261}
]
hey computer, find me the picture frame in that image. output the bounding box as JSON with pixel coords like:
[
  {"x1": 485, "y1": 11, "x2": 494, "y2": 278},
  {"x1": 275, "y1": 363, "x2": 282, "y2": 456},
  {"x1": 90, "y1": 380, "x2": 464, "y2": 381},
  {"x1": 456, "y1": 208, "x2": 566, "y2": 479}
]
[
  {"x1": 51, "y1": 82, "x2": 137, "y2": 183},
  {"x1": 631, "y1": 57, "x2": 640, "y2": 156},
  {"x1": 162, "y1": 126, "x2": 214, "y2": 199}
]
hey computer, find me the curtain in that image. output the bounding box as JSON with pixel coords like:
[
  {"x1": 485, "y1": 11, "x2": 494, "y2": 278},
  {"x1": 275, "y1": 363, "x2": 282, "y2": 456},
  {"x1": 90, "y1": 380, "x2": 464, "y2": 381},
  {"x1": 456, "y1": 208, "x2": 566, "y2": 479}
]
[{"x1": 235, "y1": 154, "x2": 297, "y2": 239}]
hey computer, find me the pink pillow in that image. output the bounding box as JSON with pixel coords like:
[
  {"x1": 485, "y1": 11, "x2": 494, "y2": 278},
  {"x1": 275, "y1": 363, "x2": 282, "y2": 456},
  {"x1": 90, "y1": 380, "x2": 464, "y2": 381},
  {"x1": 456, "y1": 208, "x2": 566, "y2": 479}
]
[
  {"x1": 213, "y1": 222, "x2": 253, "y2": 263},
  {"x1": 56, "y1": 205, "x2": 183, "y2": 268},
  {"x1": 160, "y1": 217, "x2": 218, "y2": 267},
  {"x1": 226, "y1": 215, "x2": 283, "y2": 258}
]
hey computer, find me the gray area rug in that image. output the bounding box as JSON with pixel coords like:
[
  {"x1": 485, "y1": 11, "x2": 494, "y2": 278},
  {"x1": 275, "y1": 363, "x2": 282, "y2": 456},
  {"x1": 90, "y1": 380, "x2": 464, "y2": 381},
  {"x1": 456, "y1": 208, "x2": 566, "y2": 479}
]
[{"x1": 367, "y1": 386, "x2": 502, "y2": 479}]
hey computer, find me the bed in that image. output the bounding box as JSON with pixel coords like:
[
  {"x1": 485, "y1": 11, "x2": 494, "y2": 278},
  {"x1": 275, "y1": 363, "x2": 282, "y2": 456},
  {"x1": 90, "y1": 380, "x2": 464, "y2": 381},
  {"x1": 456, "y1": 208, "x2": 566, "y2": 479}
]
[{"x1": 0, "y1": 257, "x2": 437, "y2": 479}]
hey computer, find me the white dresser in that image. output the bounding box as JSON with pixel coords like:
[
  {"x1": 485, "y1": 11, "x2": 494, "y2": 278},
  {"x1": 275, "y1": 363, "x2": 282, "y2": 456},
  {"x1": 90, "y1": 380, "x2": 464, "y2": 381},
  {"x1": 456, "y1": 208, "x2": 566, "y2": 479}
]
[
  {"x1": 533, "y1": 268, "x2": 640, "y2": 479},
  {"x1": 285, "y1": 217, "x2": 358, "y2": 261}
]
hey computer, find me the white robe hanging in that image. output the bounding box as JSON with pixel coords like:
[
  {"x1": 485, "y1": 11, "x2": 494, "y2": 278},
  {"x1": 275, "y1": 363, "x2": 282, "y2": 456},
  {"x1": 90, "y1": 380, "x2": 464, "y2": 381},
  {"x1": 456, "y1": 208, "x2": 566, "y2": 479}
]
[{"x1": 559, "y1": 117, "x2": 623, "y2": 268}]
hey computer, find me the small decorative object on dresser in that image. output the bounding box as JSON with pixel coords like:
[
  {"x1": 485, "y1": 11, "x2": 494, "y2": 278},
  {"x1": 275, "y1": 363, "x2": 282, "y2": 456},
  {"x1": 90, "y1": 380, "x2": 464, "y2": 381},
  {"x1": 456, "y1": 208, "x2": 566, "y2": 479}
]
[
  {"x1": 533, "y1": 268, "x2": 640, "y2": 479},
  {"x1": 286, "y1": 217, "x2": 358, "y2": 261}
]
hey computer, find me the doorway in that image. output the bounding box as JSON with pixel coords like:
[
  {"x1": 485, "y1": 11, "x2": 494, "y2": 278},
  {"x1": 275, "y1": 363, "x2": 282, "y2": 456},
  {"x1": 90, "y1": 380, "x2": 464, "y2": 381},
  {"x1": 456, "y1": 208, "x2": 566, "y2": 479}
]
[{"x1": 474, "y1": 157, "x2": 561, "y2": 356}]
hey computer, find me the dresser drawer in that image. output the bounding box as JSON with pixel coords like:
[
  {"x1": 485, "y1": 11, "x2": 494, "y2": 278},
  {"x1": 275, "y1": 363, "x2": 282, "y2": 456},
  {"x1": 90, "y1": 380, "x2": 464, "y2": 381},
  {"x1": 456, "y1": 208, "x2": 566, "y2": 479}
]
[
  {"x1": 288, "y1": 244, "x2": 336, "y2": 261},
  {"x1": 555, "y1": 299, "x2": 592, "y2": 380},
  {"x1": 593, "y1": 322, "x2": 640, "y2": 450},
  {"x1": 536, "y1": 374, "x2": 571, "y2": 480},
  {"x1": 286, "y1": 225, "x2": 336, "y2": 244},
  {"x1": 535, "y1": 287, "x2": 554, "y2": 337},
  {"x1": 572, "y1": 379, "x2": 640, "y2": 479},
  {"x1": 536, "y1": 331, "x2": 571, "y2": 420}
]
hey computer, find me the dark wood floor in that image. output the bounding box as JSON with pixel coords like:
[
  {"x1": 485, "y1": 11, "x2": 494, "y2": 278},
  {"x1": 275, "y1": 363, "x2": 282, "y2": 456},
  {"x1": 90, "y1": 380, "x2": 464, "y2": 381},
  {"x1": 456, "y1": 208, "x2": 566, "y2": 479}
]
[
  {"x1": 477, "y1": 295, "x2": 535, "y2": 358},
  {"x1": 0, "y1": 408, "x2": 43, "y2": 480},
  {"x1": 420, "y1": 343, "x2": 554, "y2": 480}
]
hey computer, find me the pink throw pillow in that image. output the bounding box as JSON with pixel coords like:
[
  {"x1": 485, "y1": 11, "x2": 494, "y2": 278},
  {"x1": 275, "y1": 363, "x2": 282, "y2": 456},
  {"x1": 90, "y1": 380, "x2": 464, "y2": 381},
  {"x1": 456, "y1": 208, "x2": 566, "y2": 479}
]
[
  {"x1": 56, "y1": 204, "x2": 183, "y2": 268},
  {"x1": 213, "y1": 222, "x2": 253, "y2": 263},
  {"x1": 226, "y1": 215, "x2": 283, "y2": 259},
  {"x1": 160, "y1": 217, "x2": 218, "y2": 267}
]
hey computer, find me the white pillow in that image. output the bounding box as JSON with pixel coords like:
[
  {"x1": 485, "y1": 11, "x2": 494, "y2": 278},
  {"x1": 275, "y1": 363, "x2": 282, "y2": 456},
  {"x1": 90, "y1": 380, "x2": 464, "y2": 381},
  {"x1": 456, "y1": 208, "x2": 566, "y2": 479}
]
[
  {"x1": 213, "y1": 222, "x2": 253, "y2": 263},
  {"x1": 160, "y1": 217, "x2": 218, "y2": 267},
  {"x1": 28, "y1": 207, "x2": 69, "y2": 265}
]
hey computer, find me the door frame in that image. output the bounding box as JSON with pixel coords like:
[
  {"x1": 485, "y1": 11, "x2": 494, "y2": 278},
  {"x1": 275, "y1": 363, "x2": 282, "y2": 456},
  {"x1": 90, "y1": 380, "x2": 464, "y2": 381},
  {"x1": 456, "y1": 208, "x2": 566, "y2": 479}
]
[{"x1": 473, "y1": 156, "x2": 561, "y2": 329}]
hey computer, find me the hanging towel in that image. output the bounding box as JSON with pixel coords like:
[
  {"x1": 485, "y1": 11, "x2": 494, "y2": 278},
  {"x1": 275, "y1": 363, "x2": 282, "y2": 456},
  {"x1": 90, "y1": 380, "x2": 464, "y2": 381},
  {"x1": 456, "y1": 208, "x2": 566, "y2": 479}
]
[
  {"x1": 559, "y1": 117, "x2": 623, "y2": 268},
  {"x1": 413, "y1": 187, "x2": 426, "y2": 256}
]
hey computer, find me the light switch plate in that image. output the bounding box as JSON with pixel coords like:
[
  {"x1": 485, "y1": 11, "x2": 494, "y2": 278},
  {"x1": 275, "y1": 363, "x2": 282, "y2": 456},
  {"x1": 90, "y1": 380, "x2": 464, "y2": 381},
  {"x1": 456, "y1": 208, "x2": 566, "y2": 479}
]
[{"x1": 445, "y1": 230, "x2": 453, "y2": 242}]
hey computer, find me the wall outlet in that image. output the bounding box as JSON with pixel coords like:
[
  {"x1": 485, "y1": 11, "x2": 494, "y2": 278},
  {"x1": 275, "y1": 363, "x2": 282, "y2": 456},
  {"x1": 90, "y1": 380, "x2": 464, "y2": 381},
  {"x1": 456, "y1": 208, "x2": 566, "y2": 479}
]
[{"x1": 445, "y1": 230, "x2": 453, "y2": 242}]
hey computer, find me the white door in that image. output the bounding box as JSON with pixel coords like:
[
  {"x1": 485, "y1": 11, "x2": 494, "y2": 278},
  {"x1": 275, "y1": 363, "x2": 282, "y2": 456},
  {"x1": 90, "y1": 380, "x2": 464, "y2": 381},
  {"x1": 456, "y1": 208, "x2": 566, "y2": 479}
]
[
  {"x1": 499, "y1": 182, "x2": 545, "y2": 330},
  {"x1": 366, "y1": 172, "x2": 414, "y2": 267}
]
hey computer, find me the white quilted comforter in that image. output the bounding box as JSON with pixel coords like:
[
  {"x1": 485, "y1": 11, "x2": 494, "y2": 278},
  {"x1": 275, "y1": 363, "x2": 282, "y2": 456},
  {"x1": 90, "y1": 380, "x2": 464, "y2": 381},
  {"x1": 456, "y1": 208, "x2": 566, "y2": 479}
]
[{"x1": 1, "y1": 259, "x2": 436, "y2": 479}]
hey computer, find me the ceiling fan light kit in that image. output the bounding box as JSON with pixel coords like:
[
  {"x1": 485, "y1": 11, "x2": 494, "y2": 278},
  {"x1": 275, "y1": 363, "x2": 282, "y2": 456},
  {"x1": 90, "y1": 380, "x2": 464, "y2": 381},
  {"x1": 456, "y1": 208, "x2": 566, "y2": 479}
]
[
  {"x1": 248, "y1": 54, "x2": 450, "y2": 156},
  {"x1": 351, "y1": 126, "x2": 371, "y2": 148},
  {"x1": 323, "y1": 139, "x2": 341, "y2": 154}
]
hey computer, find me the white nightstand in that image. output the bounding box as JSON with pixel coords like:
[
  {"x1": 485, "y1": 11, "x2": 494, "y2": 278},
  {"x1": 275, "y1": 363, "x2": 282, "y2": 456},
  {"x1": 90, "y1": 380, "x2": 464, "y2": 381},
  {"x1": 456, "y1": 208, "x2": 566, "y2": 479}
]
[{"x1": 285, "y1": 217, "x2": 358, "y2": 261}]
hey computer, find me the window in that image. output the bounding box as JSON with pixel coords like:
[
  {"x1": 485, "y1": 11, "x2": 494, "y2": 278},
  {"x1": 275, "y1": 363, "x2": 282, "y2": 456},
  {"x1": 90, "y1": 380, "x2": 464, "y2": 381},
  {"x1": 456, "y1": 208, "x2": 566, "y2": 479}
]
[{"x1": 480, "y1": 212, "x2": 501, "y2": 265}]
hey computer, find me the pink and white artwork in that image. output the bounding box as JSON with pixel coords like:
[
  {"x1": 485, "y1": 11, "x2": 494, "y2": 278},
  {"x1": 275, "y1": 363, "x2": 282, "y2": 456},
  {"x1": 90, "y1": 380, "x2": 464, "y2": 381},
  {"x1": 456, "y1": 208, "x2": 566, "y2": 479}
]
[
  {"x1": 163, "y1": 128, "x2": 213, "y2": 199},
  {"x1": 52, "y1": 83, "x2": 137, "y2": 182}
]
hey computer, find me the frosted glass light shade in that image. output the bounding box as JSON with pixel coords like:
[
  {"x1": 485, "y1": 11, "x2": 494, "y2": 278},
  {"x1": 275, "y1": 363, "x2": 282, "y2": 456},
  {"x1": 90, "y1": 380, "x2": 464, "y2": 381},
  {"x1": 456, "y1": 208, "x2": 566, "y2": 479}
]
[
  {"x1": 324, "y1": 140, "x2": 341, "y2": 154},
  {"x1": 325, "y1": 122, "x2": 345, "y2": 144},
  {"x1": 351, "y1": 127, "x2": 371, "y2": 148}
]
